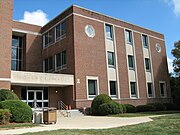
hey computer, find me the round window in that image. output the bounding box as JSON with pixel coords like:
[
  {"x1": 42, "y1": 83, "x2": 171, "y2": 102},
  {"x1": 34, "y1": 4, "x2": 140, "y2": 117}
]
[
  {"x1": 85, "y1": 25, "x2": 95, "y2": 38},
  {"x1": 156, "y1": 43, "x2": 161, "y2": 53}
]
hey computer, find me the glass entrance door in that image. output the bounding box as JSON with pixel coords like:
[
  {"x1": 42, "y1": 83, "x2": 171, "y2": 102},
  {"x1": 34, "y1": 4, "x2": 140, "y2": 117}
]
[{"x1": 27, "y1": 90, "x2": 43, "y2": 108}]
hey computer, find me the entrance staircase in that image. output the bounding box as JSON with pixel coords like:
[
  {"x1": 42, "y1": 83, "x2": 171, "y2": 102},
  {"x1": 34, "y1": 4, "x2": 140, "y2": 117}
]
[{"x1": 57, "y1": 100, "x2": 84, "y2": 117}]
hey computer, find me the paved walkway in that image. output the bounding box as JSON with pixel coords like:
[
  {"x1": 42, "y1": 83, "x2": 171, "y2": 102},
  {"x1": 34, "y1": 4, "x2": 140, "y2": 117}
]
[{"x1": 0, "y1": 116, "x2": 153, "y2": 135}]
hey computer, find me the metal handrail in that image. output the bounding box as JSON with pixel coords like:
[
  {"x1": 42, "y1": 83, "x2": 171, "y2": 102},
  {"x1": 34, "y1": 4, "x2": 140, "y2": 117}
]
[{"x1": 58, "y1": 100, "x2": 67, "y2": 110}]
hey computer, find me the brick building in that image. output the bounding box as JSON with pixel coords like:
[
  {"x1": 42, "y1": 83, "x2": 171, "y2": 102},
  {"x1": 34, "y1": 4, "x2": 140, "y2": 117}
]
[{"x1": 0, "y1": 0, "x2": 171, "y2": 109}]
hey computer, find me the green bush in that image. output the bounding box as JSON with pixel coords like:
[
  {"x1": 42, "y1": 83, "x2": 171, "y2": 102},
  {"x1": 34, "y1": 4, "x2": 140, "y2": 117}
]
[
  {"x1": 0, "y1": 109, "x2": 11, "y2": 125},
  {"x1": 124, "y1": 104, "x2": 136, "y2": 113},
  {"x1": 0, "y1": 100, "x2": 32, "y2": 123},
  {"x1": 91, "y1": 94, "x2": 112, "y2": 115},
  {"x1": 136, "y1": 104, "x2": 156, "y2": 112},
  {"x1": 122, "y1": 104, "x2": 127, "y2": 113},
  {"x1": 147, "y1": 103, "x2": 166, "y2": 111},
  {"x1": 0, "y1": 89, "x2": 19, "y2": 101},
  {"x1": 163, "y1": 103, "x2": 179, "y2": 110},
  {"x1": 99, "y1": 101, "x2": 122, "y2": 116}
]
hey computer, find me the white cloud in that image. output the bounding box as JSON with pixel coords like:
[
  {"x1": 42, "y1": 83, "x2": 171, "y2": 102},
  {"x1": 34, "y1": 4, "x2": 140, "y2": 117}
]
[
  {"x1": 19, "y1": 10, "x2": 49, "y2": 26},
  {"x1": 167, "y1": 57, "x2": 174, "y2": 73},
  {"x1": 164, "y1": 0, "x2": 180, "y2": 17}
]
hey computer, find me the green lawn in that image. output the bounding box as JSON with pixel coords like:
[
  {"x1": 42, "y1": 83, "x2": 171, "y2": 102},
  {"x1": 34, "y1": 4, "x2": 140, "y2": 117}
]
[
  {"x1": 112, "y1": 110, "x2": 180, "y2": 117},
  {"x1": 0, "y1": 123, "x2": 39, "y2": 130},
  {"x1": 22, "y1": 114, "x2": 180, "y2": 135}
]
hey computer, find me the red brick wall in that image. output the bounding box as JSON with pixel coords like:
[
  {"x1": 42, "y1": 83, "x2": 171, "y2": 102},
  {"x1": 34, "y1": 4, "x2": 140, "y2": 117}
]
[
  {"x1": 0, "y1": 0, "x2": 13, "y2": 89},
  {"x1": 73, "y1": 15, "x2": 108, "y2": 102}
]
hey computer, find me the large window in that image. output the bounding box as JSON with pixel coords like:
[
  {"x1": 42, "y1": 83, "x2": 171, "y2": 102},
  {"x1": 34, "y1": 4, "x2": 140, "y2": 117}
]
[
  {"x1": 160, "y1": 82, "x2": 166, "y2": 97},
  {"x1": 130, "y1": 82, "x2": 137, "y2": 98},
  {"x1": 56, "y1": 50, "x2": 67, "y2": 70},
  {"x1": 145, "y1": 58, "x2": 151, "y2": 71},
  {"x1": 43, "y1": 29, "x2": 54, "y2": 48},
  {"x1": 105, "y1": 24, "x2": 113, "y2": 39},
  {"x1": 125, "y1": 30, "x2": 133, "y2": 44},
  {"x1": 88, "y1": 79, "x2": 98, "y2": 98},
  {"x1": 147, "y1": 83, "x2": 153, "y2": 97},
  {"x1": 108, "y1": 52, "x2": 115, "y2": 68},
  {"x1": 142, "y1": 34, "x2": 148, "y2": 48},
  {"x1": 128, "y1": 55, "x2": 134, "y2": 70},
  {"x1": 12, "y1": 35, "x2": 23, "y2": 71},
  {"x1": 56, "y1": 21, "x2": 66, "y2": 41},
  {"x1": 44, "y1": 56, "x2": 53, "y2": 72},
  {"x1": 110, "y1": 81, "x2": 117, "y2": 97}
]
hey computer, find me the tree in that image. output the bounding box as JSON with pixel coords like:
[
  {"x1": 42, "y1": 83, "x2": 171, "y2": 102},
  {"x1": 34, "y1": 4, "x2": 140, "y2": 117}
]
[{"x1": 171, "y1": 40, "x2": 180, "y2": 76}]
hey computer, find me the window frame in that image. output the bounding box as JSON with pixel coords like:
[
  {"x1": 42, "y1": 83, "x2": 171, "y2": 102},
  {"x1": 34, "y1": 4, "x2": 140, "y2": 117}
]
[
  {"x1": 108, "y1": 51, "x2": 115, "y2": 68},
  {"x1": 55, "y1": 21, "x2": 66, "y2": 41},
  {"x1": 125, "y1": 30, "x2": 133, "y2": 45},
  {"x1": 128, "y1": 55, "x2": 135, "y2": 70},
  {"x1": 147, "y1": 82, "x2": 153, "y2": 98},
  {"x1": 55, "y1": 50, "x2": 67, "y2": 71},
  {"x1": 159, "y1": 81, "x2": 166, "y2": 98},
  {"x1": 43, "y1": 56, "x2": 54, "y2": 73},
  {"x1": 11, "y1": 35, "x2": 23, "y2": 71},
  {"x1": 130, "y1": 82, "x2": 137, "y2": 98},
  {"x1": 105, "y1": 24, "x2": 113, "y2": 40},
  {"x1": 142, "y1": 34, "x2": 148, "y2": 48},
  {"x1": 145, "y1": 58, "x2": 151, "y2": 72},
  {"x1": 86, "y1": 76, "x2": 99, "y2": 99},
  {"x1": 109, "y1": 81, "x2": 117, "y2": 98}
]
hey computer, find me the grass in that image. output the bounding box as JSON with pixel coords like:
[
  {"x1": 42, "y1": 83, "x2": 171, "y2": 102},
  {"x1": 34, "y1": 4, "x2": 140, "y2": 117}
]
[
  {"x1": 112, "y1": 110, "x2": 180, "y2": 117},
  {"x1": 0, "y1": 123, "x2": 39, "y2": 130},
  {"x1": 22, "y1": 113, "x2": 180, "y2": 135}
]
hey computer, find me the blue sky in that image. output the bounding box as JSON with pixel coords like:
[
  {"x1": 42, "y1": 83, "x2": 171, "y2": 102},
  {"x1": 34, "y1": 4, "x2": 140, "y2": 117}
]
[{"x1": 13, "y1": 0, "x2": 180, "y2": 73}]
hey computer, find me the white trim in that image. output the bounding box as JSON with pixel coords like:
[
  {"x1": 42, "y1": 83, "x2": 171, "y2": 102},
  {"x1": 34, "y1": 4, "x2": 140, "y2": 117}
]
[
  {"x1": 159, "y1": 81, "x2": 167, "y2": 98},
  {"x1": 147, "y1": 36, "x2": 156, "y2": 98},
  {"x1": 86, "y1": 76, "x2": 99, "y2": 100},
  {"x1": 12, "y1": 28, "x2": 41, "y2": 36},
  {"x1": 73, "y1": 5, "x2": 164, "y2": 36},
  {"x1": 42, "y1": 13, "x2": 73, "y2": 35},
  {"x1": 0, "y1": 78, "x2": 11, "y2": 82},
  {"x1": 112, "y1": 25, "x2": 120, "y2": 99},
  {"x1": 131, "y1": 31, "x2": 140, "y2": 99},
  {"x1": 73, "y1": 13, "x2": 165, "y2": 41}
]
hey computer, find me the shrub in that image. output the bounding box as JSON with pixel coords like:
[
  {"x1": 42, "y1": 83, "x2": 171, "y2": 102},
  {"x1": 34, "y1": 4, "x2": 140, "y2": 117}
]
[
  {"x1": 0, "y1": 100, "x2": 32, "y2": 123},
  {"x1": 91, "y1": 94, "x2": 112, "y2": 115},
  {"x1": 147, "y1": 103, "x2": 166, "y2": 111},
  {"x1": 0, "y1": 109, "x2": 11, "y2": 125},
  {"x1": 124, "y1": 104, "x2": 136, "y2": 113},
  {"x1": 136, "y1": 104, "x2": 156, "y2": 112},
  {"x1": 0, "y1": 89, "x2": 19, "y2": 102},
  {"x1": 121, "y1": 104, "x2": 127, "y2": 113},
  {"x1": 99, "y1": 101, "x2": 122, "y2": 116},
  {"x1": 163, "y1": 103, "x2": 179, "y2": 110}
]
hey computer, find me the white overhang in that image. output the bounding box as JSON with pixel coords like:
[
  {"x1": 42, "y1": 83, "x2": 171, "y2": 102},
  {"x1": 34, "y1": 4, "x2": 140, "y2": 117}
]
[{"x1": 11, "y1": 71, "x2": 74, "y2": 87}]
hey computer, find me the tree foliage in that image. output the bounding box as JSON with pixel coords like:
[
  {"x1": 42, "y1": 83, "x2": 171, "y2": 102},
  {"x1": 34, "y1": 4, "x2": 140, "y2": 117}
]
[{"x1": 172, "y1": 40, "x2": 180, "y2": 76}]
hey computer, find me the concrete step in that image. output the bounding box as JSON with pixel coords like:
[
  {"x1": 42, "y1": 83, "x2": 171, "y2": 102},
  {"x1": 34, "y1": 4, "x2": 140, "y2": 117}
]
[{"x1": 57, "y1": 109, "x2": 84, "y2": 117}]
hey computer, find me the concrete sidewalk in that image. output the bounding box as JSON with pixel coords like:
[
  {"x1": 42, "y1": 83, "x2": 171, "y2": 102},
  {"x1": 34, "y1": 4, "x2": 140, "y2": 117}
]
[{"x1": 0, "y1": 116, "x2": 153, "y2": 135}]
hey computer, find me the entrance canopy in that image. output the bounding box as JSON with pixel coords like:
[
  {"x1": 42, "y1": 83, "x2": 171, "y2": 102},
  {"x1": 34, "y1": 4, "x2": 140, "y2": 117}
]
[{"x1": 11, "y1": 71, "x2": 74, "y2": 86}]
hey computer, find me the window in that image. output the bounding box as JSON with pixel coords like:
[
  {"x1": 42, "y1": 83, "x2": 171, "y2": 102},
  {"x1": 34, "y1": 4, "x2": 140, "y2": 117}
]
[
  {"x1": 160, "y1": 82, "x2": 166, "y2": 97},
  {"x1": 147, "y1": 83, "x2": 153, "y2": 97},
  {"x1": 130, "y1": 82, "x2": 137, "y2": 98},
  {"x1": 11, "y1": 35, "x2": 23, "y2": 71},
  {"x1": 108, "y1": 52, "x2": 115, "y2": 67},
  {"x1": 43, "y1": 29, "x2": 54, "y2": 48},
  {"x1": 44, "y1": 56, "x2": 53, "y2": 72},
  {"x1": 128, "y1": 55, "x2": 134, "y2": 70},
  {"x1": 88, "y1": 80, "x2": 98, "y2": 98},
  {"x1": 105, "y1": 24, "x2": 113, "y2": 39},
  {"x1": 125, "y1": 30, "x2": 133, "y2": 44},
  {"x1": 142, "y1": 35, "x2": 148, "y2": 48},
  {"x1": 110, "y1": 81, "x2": 117, "y2": 97},
  {"x1": 56, "y1": 50, "x2": 67, "y2": 70},
  {"x1": 145, "y1": 58, "x2": 151, "y2": 71},
  {"x1": 56, "y1": 21, "x2": 66, "y2": 41}
]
